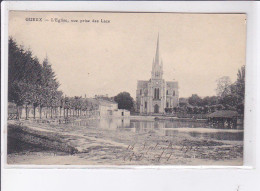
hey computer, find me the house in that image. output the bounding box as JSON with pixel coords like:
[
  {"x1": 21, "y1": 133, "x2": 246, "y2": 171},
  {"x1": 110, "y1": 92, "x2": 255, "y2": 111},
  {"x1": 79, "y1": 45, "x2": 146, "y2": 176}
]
[{"x1": 88, "y1": 98, "x2": 130, "y2": 118}]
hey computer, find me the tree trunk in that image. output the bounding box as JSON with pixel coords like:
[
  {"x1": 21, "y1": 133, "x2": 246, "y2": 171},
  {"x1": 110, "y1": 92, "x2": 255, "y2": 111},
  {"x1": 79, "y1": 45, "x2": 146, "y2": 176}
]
[
  {"x1": 51, "y1": 107, "x2": 53, "y2": 118},
  {"x1": 25, "y1": 104, "x2": 28, "y2": 120},
  {"x1": 40, "y1": 106, "x2": 42, "y2": 119},
  {"x1": 46, "y1": 107, "x2": 48, "y2": 118},
  {"x1": 16, "y1": 104, "x2": 20, "y2": 120},
  {"x1": 33, "y1": 106, "x2": 36, "y2": 119}
]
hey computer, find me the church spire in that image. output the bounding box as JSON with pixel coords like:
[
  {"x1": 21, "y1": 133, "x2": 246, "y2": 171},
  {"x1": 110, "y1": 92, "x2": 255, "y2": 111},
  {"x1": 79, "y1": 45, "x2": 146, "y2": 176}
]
[
  {"x1": 151, "y1": 34, "x2": 163, "y2": 79},
  {"x1": 155, "y1": 33, "x2": 159, "y2": 65}
]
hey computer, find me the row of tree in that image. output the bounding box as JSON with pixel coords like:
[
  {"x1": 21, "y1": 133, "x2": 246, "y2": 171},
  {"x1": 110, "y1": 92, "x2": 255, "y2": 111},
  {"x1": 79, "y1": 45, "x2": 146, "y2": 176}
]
[
  {"x1": 9, "y1": 37, "x2": 62, "y2": 119},
  {"x1": 9, "y1": 37, "x2": 135, "y2": 119},
  {"x1": 9, "y1": 38, "x2": 94, "y2": 119}
]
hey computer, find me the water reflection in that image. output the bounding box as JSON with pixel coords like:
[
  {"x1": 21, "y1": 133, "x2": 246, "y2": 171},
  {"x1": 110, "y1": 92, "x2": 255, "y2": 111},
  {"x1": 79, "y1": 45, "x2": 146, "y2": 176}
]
[
  {"x1": 190, "y1": 131, "x2": 243, "y2": 141},
  {"x1": 70, "y1": 118, "x2": 243, "y2": 141}
]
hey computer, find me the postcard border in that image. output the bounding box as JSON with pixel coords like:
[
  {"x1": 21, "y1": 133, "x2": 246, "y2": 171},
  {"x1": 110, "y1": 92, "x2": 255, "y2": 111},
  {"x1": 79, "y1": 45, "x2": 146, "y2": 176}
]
[{"x1": 1, "y1": 1, "x2": 260, "y2": 190}]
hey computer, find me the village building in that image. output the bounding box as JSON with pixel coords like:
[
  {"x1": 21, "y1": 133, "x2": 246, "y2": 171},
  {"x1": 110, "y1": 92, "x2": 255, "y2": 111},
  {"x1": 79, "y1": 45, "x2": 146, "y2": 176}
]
[
  {"x1": 136, "y1": 35, "x2": 179, "y2": 114},
  {"x1": 95, "y1": 98, "x2": 130, "y2": 118},
  {"x1": 85, "y1": 98, "x2": 130, "y2": 118}
]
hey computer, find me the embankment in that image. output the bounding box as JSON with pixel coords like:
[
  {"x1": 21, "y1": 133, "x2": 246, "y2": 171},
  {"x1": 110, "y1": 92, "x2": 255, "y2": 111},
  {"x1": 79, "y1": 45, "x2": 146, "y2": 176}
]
[{"x1": 8, "y1": 123, "x2": 78, "y2": 154}]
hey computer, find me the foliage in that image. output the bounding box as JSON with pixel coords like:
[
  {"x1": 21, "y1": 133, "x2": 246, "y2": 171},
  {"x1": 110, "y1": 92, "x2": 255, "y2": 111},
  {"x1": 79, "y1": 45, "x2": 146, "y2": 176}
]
[
  {"x1": 219, "y1": 66, "x2": 245, "y2": 114},
  {"x1": 188, "y1": 94, "x2": 202, "y2": 106},
  {"x1": 179, "y1": 66, "x2": 245, "y2": 115},
  {"x1": 114, "y1": 92, "x2": 134, "y2": 111},
  {"x1": 8, "y1": 37, "x2": 63, "y2": 118}
]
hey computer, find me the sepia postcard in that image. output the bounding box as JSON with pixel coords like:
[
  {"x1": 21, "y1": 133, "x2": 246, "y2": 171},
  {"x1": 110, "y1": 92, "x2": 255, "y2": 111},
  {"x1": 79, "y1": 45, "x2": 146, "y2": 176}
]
[{"x1": 6, "y1": 11, "x2": 246, "y2": 166}]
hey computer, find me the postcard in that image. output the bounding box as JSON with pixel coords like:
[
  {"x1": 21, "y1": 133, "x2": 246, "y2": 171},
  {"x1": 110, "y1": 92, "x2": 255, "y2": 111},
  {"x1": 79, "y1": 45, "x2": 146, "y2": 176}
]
[{"x1": 7, "y1": 11, "x2": 246, "y2": 166}]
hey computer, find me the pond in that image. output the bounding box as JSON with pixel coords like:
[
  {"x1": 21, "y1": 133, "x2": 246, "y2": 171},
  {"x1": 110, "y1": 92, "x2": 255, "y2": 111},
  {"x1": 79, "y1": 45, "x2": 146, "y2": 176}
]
[{"x1": 70, "y1": 117, "x2": 244, "y2": 141}]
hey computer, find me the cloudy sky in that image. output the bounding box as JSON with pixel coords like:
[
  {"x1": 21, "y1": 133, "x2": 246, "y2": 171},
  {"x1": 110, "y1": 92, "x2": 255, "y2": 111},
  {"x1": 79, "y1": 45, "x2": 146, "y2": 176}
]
[{"x1": 9, "y1": 12, "x2": 246, "y2": 98}]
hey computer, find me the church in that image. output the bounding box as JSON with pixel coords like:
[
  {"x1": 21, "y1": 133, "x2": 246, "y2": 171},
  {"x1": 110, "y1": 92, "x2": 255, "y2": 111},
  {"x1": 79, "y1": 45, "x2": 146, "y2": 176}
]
[{"x1": 136, "y1": 35, "x2": 179, "y2": 114}]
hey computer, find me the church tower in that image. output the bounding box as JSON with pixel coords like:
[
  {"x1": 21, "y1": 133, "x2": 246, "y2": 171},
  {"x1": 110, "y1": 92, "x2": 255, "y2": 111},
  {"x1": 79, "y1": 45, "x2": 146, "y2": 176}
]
[
  {"x1": 151, "y1": 34, "x2": 163, "y2": 79},
  {"x1": 136, "y1": 34, "x2": 179, "y2": 114}
]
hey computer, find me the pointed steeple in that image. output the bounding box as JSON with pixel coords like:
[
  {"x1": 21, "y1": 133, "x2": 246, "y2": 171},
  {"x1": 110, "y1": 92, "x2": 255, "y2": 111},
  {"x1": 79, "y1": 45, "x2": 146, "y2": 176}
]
[
  {"x1": 151, "y1": 33, "x2": 163, "y2": 79},
  {"x1": 155, "y1": 33, "x2": 160, "y2": 65}
]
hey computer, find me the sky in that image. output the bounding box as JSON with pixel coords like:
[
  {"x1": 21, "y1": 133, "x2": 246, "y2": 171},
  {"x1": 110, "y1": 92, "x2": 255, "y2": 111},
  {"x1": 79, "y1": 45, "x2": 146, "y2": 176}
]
[{"x1": 9, "y1": 12, "x2": 246, "y2": 98}]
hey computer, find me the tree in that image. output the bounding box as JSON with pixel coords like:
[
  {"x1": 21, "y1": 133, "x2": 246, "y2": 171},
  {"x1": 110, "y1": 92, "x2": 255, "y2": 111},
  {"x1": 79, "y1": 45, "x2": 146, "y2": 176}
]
[
  {"x1": 232, "y1": 65, "x2": 245, "y2": 114},
  {"x1": 41, "y1": 56, "x2": 61, "y2": 118},
  {"x1": 8, "y1": 38, "x2": 43, "y2": 119},
  {"x1": 201, "y1": 96, "x2": 218, "y2": 106},
  {"x1": 114, "y1": 92, "x2": 134, "y2": 111},
  {"x1": 219, "y1": 94, "x2": 239, "y2": 110},
  {"x1": 216, "y1": 76, "x2": 232, "y2": 98},
  {"x1": 188, "y1": 94, "x2": 202, "y2": 106}
]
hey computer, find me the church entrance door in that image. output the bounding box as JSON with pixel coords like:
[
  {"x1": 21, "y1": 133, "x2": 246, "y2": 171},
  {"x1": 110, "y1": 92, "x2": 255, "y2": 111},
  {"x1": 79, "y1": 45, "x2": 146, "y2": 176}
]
[{"x1": 154, "y1": 104, "x2": 159, "y2": 113}]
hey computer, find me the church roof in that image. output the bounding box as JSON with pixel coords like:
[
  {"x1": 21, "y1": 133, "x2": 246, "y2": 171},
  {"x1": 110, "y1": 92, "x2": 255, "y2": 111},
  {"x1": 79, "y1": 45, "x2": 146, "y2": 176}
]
[
  {"x1": 137, "y1": 80, "x2": 148, "y2": 88},
  {"x1": 166, "y1": 81, "x2": 178, "y2": 88}
]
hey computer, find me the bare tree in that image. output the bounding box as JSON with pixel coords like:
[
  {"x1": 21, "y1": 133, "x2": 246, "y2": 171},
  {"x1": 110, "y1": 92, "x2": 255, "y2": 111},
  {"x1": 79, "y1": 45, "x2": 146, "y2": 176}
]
[{"x1": 216, "y1": 76, "x2": 232, "y2": 98}]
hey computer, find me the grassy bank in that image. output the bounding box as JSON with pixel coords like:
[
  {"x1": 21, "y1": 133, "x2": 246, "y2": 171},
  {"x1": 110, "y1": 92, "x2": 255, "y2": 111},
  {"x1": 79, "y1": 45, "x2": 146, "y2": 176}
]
[{"x1": 8, "y1": 123, "x2": 78, "y2": 155}]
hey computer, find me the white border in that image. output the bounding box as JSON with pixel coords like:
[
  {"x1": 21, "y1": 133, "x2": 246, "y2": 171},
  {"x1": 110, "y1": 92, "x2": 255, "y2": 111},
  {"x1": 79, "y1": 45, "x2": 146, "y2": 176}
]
[{"x1": 1, "y1": 1, "x2": 260, "y2": 191}]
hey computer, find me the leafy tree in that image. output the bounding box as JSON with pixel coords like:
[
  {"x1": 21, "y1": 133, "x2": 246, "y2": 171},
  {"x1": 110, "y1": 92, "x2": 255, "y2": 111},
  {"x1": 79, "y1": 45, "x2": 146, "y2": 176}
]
[
  {"x1": 114, "y1": 92, "x2": 134, "y2": 111},
  {"x1": 8, "y1": 38, "x2": 43, "y2": 119},
  {"x1": 41, "y1": 57, "x2": 61, "y2": 118},
  {"x1": 8, "y1": 38, "x2": 63, "y2": 119},
  {"x1": 234, "y1": 65, "x2": 245, "y2": 114},
  {"x1": 188, "y1": 94, "x2": 202, "y2": 106},
  {"x1": 201, "y1": 96, "x2": 218, "y2": 106}
]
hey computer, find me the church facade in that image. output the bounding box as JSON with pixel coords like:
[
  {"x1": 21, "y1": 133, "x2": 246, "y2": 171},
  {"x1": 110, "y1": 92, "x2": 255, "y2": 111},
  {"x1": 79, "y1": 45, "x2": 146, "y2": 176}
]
[{"x1": 136, "y1": 36, "x2": 179, "y2": 114}]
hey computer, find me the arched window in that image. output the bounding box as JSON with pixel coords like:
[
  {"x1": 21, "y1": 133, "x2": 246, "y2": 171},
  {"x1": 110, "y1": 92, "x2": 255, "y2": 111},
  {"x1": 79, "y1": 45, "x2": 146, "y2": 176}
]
[
  {"x1": 145, "y1": 101, "x2": 147, "y2": 109},
  {"x1": 166, "y1": 90, "x2": 168, "y2": 95},
  {"x1": 166, "y1": 102, "x2": 169, "y2": 108},
  {"x1": 173, "y1": 90, "x2": 175, "y2": 96},
  {"x1": 154, "y1": 88, "x2": 160, "y2": 100},
  {"x1": 140, "y1": 89, "x2": 142, "y2": 95}
]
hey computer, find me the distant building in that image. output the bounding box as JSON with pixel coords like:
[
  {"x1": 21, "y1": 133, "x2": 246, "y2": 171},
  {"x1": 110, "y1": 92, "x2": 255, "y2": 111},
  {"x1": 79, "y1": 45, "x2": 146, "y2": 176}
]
[
  {"x1": 136, "y1": 35, "x2": 179, "y2": 114},
  {"x1": 87, "y1": 98, "x2": 130, "y2": 118}
]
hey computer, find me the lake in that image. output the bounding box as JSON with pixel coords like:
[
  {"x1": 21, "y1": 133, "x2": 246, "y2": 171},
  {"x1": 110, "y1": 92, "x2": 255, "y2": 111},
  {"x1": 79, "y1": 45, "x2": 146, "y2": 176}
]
[{"x1": 70, "y1": 117, "x2": 244, "y2": 141}]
